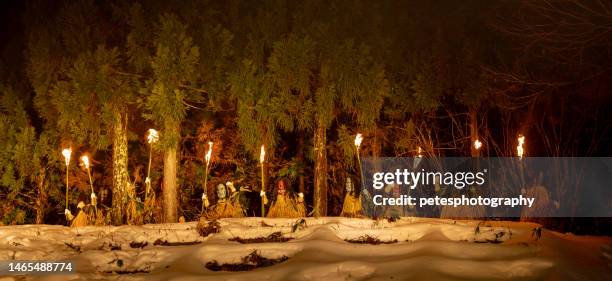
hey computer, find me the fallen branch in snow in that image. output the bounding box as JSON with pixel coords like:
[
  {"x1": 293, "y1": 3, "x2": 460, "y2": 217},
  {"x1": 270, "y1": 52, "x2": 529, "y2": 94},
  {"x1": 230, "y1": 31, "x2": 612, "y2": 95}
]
[
  {"x1": 109, "y1": 242, "x2": 122, "y2": 250},
  {"x1": 205, "y1": 250, "x2": 289, "y2": 271},
  {"x1": 292, "y1": 218, "x2": 307, "y2": 232},
  {"x1": 345, "y1": 235, "x2": 398, "y2": 245},
  {"x1": 153, "y1": 239, "x2": 201, "y2": 246},
  {"x1": 229, "y1": 231, "x2": 293, "y2": 244},
  {"x1": 129, "y1": 241, "x2": 148, "y2": 249},
  {"x1": 197, "y1": 219, "x2": 221, "y2": 237},
  {"x1": 102, "y1": 269, "x2": 151, "y2": 274},
  {"x1": 64, "y1": 242, "x2": 82, "y2": 253}
]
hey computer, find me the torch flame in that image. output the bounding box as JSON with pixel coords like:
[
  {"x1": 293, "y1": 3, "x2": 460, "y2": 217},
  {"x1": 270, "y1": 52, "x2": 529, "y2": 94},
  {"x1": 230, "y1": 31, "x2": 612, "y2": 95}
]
[
  {"x1": 81, "y1": 155, "x2": 90, "y2": 169},
  {"x1": 474, "y1": 139, "x2": 482, "y2": 150},
  {"x1": 260, "y1": 145, "x2": 265, "y2": 163},
  {"x1": 62, "y1": 148, "x2": 72, "y2": 166},
  {"x1": 205, "y1": 142, "x2": 213, "y2": 164},
  {"x1": 517, "y1": 134, "x2": 525, "y2": 159},
  {"x1": 354, "y1": 133, "x2": 363, "y2": 148},
  {"x1": 417, "y1": 146, "x2": 423, "y2": 158},
  {"x1": 147, "y1": 129, "x2": 159, "y2": 144}
]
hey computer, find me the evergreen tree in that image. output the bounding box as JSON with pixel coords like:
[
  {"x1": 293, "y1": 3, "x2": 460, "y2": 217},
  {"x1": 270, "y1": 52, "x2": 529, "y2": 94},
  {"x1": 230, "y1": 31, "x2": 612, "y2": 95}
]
[
  {"x1": 269, "y1": 34, "x2": 388, "y2": 215},
  {"x1": 0, "y1": 87, "x2": 59, "y2": 224},
  {"x1": 144, "y1": 14, "x2": 199, "y2": 222},
  {"x1": 26, "y1": 1, "x2": 135, "y2": 224},
  {"x1": 231, "y1": 2, "x2": 388, "y2": 216}
]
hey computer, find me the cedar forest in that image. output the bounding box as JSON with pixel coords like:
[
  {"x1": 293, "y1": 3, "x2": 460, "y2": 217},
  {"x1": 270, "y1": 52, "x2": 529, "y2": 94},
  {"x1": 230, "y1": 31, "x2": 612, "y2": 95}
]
[{"x1": 1, "y1": 0, "x2": 611, "y2": 227}]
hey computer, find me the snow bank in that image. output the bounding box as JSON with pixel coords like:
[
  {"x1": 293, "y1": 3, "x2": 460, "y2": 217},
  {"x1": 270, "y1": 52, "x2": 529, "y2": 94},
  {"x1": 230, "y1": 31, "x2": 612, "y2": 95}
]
[{"x1": 0, "y1": 217, "x2": 609, "y2": 280}]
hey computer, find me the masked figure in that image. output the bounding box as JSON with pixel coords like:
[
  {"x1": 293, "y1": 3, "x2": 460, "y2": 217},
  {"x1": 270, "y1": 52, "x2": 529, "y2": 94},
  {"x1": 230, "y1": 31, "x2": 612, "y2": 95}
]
[
  {"x1": 266, "y1": 179, "x2": 305, "y2": 218},
  {"x1": 383, "y1": 184, "x2": 403, "y2": 219},
  {"x1": 71, "y1": 201, "x2": 89, "y2": 227},
  {"x1": 202, "y1": 183, "x2": 245, "y2": 219},
  {"x1": 341, "y1": 177, "x2": 362, "y2": 217},
  {"x1": 217, "y1": 183, "x2": 227, "y2": 201}
]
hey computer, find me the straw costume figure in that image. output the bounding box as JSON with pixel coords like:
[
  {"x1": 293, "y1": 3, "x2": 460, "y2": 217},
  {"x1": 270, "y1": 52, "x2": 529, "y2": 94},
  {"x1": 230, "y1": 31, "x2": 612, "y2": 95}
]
[
  {"x1": 202, "y1": 183, "x2": 245, "y2": 219},
  {"x1": 340, "y1": 177, "x2": 362, "y2": 217},
  {"x1": 71, "y1": 201, "x2": 89, "y2": 227},
  {"x1": 383, "y1": 184, "x2": 403, "y2": 219},
  {"x1": 266, "y1": 179, "x2": 305, "y2": 218},
  {"x1": 226, "y1": 181, "x2": 247, "y2": 214}
]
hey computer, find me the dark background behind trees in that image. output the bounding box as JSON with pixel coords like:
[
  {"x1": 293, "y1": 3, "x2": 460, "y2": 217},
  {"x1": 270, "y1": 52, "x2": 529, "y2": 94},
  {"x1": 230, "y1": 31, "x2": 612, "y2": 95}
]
[{"x1": 0, "y1": 0, "x2": 610, "y2": 233}]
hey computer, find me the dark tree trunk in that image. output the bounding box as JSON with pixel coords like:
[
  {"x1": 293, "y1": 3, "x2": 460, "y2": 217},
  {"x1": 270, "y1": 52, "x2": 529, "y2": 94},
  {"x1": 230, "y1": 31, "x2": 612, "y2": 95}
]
[
  {"x1": 313, "y1": 118, "x2": 328, "y2": 216},
  {"x1": 163, "y1": 145, "x2": 178, "y2": 223},
  {"x1": 35, "y1": 169, "x2": 46, "y2": 224},
  {"x1": 112, "y1": 112, "x2": 130, "y2": 225}
]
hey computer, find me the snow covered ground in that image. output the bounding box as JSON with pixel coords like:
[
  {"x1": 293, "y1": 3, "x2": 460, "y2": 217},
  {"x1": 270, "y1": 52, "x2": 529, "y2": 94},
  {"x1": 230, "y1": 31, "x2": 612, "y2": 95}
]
[{"x1": 0, "y1": 217, "x2": 610, "y2": 280}]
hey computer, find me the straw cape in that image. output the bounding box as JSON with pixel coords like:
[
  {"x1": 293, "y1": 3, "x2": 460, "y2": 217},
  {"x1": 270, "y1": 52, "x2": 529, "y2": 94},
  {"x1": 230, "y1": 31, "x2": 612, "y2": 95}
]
[
  {"x1": 70, "y1": 202, "x2": 88, "y2": 227},
  {"x1": 340, "y1": 192, "x2": 362, "y2": 217},
  {"x1": 70, "y1": 201, "x2": 107, "y2": 227},
  {"x1": 267, "y1": 195, "x2": 305, "y2": 218},
  {"x1": 202, "y1": 199, "x2": 245, "y2": 219}
]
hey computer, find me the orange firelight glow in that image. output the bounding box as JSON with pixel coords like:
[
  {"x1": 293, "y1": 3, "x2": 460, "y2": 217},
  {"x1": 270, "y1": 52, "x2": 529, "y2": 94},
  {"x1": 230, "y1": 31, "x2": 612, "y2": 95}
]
[
  {"x1": 354, "y1": 133, "x2": 363, "y2": 148},
  {"x1": 62, "y1": 148, "x2": 72, "y2": 166},
  {"x1": 260, "y1": 145, "x2": 265, "y2": 163},
  {"x1": 81, "y1": 155, "x2": 90, "y2": 169},
  {"x1": 474, "y1": 139, "x2": 482, "y2": 150},
  {"x1": 517, "y1": 135, "x2": 525, "y2": 159},
  {"x1": 205, "y1": 142, "x2": 213, "y2": 164}
]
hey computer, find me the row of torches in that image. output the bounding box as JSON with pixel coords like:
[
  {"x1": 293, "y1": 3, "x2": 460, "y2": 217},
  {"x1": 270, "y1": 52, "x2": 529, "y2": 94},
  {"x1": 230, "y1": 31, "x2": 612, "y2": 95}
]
[
  {"x1": 60, "y1": 129, "x2": 160, "y2": 221},
  {"x1": 60, "y1": 129, "x2": 527, "y2": 221},
  {"x1": 61, "y1": 148, "x2": 96, "y2": 220}
]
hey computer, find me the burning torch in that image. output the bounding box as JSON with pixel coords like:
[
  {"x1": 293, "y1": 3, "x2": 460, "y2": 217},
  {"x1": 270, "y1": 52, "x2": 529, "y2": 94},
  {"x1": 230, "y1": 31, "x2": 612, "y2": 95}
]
[
  {"x1": 202, "y1": 141, "x2": 213, "y2": 212},
  {"x1": 62, "y1": 147, "x2": 73, "y2": 221},
  {"x1": 474, "y1": 139, "x2": 482, "y2": 151},
  {"x1": 413, "y1": 146, "x2": 424, "y2": 169},
  {"x1": 516, "y1": 134, "x2": 526, "y2": 187},
  {"x1": 81, "y1": 155, "x2": 97, "y2": 213},
  {"x1": 354, "y1": 133, "x2": 364, "y2": 188},
  {"x1": 145, "y1": 129, "x2": 159, "y2": 199},
  {"x1": 517, "y1": 134, "x2": 525, "y2": 159},
  {"x1": 260, "y1": 145, "x2": 267, "y2": 217}
]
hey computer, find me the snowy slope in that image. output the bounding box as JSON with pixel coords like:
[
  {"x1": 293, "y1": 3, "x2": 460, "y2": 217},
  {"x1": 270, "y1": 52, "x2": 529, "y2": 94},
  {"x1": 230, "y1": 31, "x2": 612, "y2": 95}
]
[{"x1": 0, "y1": 217, "x2": 610, "y2": 281}]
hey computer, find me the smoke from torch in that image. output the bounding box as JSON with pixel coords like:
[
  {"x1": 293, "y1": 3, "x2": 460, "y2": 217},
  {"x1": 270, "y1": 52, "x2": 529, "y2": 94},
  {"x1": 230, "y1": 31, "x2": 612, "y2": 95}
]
[{"x1": 517, "y1": 135, "x2": 525, "y2": 159}]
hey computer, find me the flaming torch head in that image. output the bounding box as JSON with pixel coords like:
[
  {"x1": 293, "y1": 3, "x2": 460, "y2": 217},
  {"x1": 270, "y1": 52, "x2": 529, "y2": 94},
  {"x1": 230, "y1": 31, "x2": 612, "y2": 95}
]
[
  {"x1": 205, "y1": 141, "x2": 213, "y2": 164},
  {"x1": 260, "y1": 145, "x2": 265, "y2": 164},
  {"x1": 147, "y1": 129, "x2": 159, "y2": 144},
  {"x1": 354, "y1": 133, "x2": 363, "y2": 148},
  {"x1": 417, "y1": 146, "x2": 423, "y2": 158},
  {"x1": 517, "y1": 135, "x2": 525, "y2": 158},
  {"x1": 62, "y1": 148, "x2": 72, "y2": 166},
  {"x1": 81, "y1": 155, "x2": 90, "y2": 169},
  {"x1": 474, "y1": 139, "x2": 482, "y2": 150}
]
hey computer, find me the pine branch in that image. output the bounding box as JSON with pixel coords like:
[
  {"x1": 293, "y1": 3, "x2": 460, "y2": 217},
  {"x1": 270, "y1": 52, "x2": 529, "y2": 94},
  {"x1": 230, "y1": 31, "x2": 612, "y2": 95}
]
[{"x1": 110, "y1": 68, "x2": 210, "y2": 95}]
